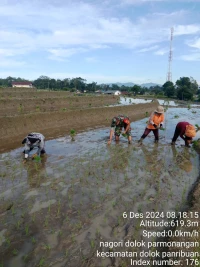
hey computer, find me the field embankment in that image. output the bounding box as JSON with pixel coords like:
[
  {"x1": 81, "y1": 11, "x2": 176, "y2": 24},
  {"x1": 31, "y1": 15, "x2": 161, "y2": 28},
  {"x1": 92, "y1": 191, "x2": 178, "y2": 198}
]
[
  {"x1": 0, "y1": 87, "x2": 158, "y2": 152},
  {"x1": 0, "y1": 102, "x2": 158, "y2": 152},
  {"x1": 0, "y1": 95, "x2": 120, "y2": 115}
]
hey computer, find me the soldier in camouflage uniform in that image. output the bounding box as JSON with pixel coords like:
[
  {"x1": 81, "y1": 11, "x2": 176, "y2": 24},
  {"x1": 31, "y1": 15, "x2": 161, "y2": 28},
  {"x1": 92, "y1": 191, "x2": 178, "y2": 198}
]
[{"x1": 107, "y1": 115, "x2": 132, "y2": 144}]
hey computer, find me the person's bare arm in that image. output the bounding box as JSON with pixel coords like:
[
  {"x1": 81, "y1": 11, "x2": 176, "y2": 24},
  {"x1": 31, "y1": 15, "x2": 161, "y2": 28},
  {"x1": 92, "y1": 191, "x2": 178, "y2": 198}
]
[{"x1": 107, "y1": 128, "x2": 115, "y2": 144}]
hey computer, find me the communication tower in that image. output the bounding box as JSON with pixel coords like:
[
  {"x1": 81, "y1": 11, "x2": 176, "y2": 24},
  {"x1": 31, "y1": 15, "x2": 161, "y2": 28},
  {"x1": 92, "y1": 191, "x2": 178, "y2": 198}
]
[{"x1": 166, "y1": 27, "x2": 174, "y2": 82}]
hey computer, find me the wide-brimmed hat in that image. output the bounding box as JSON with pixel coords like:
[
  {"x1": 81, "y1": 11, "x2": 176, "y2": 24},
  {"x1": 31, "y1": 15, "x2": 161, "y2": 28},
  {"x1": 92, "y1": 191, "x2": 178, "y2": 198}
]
[{"x1": 155, "y1": 106, "x2": 164, "y2": 114}]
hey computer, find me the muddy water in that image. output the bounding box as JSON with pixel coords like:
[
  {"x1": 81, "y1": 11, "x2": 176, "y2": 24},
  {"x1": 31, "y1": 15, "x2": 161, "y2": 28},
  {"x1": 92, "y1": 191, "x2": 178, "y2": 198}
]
[{"x1": 0, "y1": 107, "x2": 200, "y2": 267}]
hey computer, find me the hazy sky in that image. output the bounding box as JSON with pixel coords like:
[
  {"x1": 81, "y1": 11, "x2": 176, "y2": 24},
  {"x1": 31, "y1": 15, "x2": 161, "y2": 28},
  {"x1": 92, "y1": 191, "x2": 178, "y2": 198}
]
[{"x1": 0, "y1": 0, "x2": 200, "y2": 84}]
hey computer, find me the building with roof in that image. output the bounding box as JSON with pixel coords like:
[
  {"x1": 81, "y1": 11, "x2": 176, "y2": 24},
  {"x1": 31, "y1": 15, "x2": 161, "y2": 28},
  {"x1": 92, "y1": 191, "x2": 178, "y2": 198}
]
[
  {"x1": 12, "y1": 81, "x2": 33, "y2": 88},
  {"x1": 104, "y1": 90, "x2": 121, "y2": 95}
]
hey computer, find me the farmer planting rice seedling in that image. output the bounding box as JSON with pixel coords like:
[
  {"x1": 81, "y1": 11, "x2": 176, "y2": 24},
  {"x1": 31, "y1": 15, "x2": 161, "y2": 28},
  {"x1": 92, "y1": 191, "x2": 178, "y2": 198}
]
[
  {"x1": 107, "y1": 114, "x2": 132, "y2": 144},
  {"x1": 171, "y1": 122, "x2": 199, "y2": 147},
  {"x1": 138, "y1": 106, "x2": 165, "y2": 144},
  {"x1": 22, "y1": 132, "x2": 46, "y2": 161}
]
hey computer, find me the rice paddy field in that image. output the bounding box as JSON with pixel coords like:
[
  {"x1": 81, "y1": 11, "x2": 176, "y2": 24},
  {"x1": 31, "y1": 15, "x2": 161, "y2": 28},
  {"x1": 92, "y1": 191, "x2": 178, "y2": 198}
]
[{"x1": 0, "y1": 103, "x2": 200, "y2": 267}]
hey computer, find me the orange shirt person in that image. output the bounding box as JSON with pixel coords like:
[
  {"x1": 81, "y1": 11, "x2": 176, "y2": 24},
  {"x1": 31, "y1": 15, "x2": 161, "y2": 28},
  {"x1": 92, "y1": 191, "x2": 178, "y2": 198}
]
[{"x1": 138, "y1": 106, "x2": 165, "y2": 144}]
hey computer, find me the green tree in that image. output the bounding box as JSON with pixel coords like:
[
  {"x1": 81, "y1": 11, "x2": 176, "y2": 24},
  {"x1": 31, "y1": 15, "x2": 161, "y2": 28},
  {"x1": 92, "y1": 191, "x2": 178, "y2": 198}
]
[
  {"x1": 190, "y1": 76, "x2": 198, "y2": 94},
  {"x1": 162, "y1": 81, "x2": 175, "y2": 98},
  {"x1": 149, "y1": 85, "x2": 163, "y2": 95},
  {"x1": 111, "y1": 84, "x2": 120, "y2": 91},
  {"x1": 131, "y1": 85, "x2": 141, "y2": 95},
  {"x1": 176, "y1": 77, "x2": 195, "y2": 101},
  {"x1": 86, "y1": 82, "x2": 97, "y2": 92}
]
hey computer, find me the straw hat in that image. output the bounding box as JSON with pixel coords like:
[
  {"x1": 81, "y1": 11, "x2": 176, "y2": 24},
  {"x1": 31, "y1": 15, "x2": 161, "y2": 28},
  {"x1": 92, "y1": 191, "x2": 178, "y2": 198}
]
[{"x1": 155, "y1": 106, "x2": 164, "y2": 114}]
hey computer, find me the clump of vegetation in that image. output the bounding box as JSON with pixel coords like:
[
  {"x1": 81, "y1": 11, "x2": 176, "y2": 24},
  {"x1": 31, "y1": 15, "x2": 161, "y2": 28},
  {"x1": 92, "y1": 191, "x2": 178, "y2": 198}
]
[
  {"x1": 192, "y1": 140, "x2": 199, "y2": 148},
  {"x1": 122, "y1": 133, "x2": 128, "y2": 138},
  {"x1": 195, "y1": 124, "x2": 200, "y2": 131},
  {"x1": 174, "y1": 115, "x2": 179, "y2": 118},
  {"x1": 32, "y1": 155, "x2": 41, "y2": 162},
  {"x1": 18, "y1": 103, "x2": 23, "y2": 113},
  {"x1": 70, "y1": 129, "x2": 76, "y2": 141}
]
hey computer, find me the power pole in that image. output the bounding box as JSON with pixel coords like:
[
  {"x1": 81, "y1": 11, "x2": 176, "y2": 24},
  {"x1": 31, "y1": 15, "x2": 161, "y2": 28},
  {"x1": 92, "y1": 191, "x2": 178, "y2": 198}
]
[{"x1": 166, "y1": 27, "x2": 174, "y2": 82}]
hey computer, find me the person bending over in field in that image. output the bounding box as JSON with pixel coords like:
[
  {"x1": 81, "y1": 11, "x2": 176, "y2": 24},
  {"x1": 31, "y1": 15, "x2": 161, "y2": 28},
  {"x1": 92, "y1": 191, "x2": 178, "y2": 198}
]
[
  {"x1": 138, "y1": 106, "x2": 165, "y2": 144},
  {"x1": 171, "y1": 122, "x2": 197, "y2": 147},
  {"x1": 107, "y1": 115, "x2": 132, "y2": 144},
  {"x1": 22, "y1": 132, "x2": 46, "y2": 160}
]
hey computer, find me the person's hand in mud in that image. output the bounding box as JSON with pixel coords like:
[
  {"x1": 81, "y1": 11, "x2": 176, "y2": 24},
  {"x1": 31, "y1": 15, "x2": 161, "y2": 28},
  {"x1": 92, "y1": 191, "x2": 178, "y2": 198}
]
[
  {"x1": 32, "y1": 153, "x2": 38, "y2": 159},
  {"x1": 159, "y1": 124, "x2": 164, "y2": 129},
  {"x1": 107, "y1": 140, "x2": 112, "y2": 145}
]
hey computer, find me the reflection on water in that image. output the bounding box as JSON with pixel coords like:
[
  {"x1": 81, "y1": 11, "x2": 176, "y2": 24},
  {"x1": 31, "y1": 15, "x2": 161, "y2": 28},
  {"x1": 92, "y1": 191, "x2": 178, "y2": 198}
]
[
  {"x1": 0, "y1": 107, "x2": 200, "y2": 267},
  {"x1": 117, "y1": 97, "x2": 178, "y2": 106}
]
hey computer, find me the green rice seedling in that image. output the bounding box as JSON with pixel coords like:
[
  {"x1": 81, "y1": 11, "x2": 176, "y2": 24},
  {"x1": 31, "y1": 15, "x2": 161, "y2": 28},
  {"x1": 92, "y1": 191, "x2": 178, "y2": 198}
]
[
  {"x1": 65, "y1": 249, "x2": 68, "y2": 258},
  {"x1": 120, "y1": 261, "x2": 128, "y2": 267},
  {"x1": 71, "y1": 234, "x2": 75, "y2": 243},
  {"x1": 38, "y1": 257, "x2": 45, "y2": 267},
  {"x1": 174, "y1": 115, "x2": 179, "y2": 118},
  {"x1": 22, "y1": 254, "x2": 28, "y2": 262},
  {"x1": 25, "y1": 225, "x2": 29, "y2": 236},
  {"x1": 192, "y1": 140, "x2": 199, "y2": 148},
  {"x1": 31, "y1": 237, "x2": 36, "y2": 244},
  {"x1": 187, "y1": 104, "x2": 191, "y2": 110},
  {"x1": 44, "y1": 217, "x2": 49, "y2": 227},
  {"x1": 10, "y1": 205, "x2": 16, "y2": 215},
  {"x1": 137, "y1": 204, "x2": 142, "y2": 213},
  {"x1": 31, "y1": 214, "x2": 35, "y2": 222},
  {"x1": 75, "y1": 221, "x2": 82, "y2": 230},
  {"x1": 88, "y1": 212, "x2": 93, "y2": 218},
  {"x1": 18, "y1": 103, "x2": 23, "y2": 113},
  {"x1": 16, "y1": 220, "x2": 21, "y2": 230},
  {"x1": 12, "y1": 248, "x2": 18, "y2": 256},
  {"x1": 44, "y1": 244, "x2": 51, "y2": 251},
  {"x1": 90, "y1": 239, "x2": 95, "y2": 249},
  {"x1": 5, "y1": 237, "x2": 11, "y2": 247},
  {"x1": 70, "y1": 129, "x2": 76, "y2": 141},
  {"x1": 33, "y1": 155, "x2": 41, "y2": 162},
  {"x1": 195, "y1": 124, "x2": 200, "y2": 131}
]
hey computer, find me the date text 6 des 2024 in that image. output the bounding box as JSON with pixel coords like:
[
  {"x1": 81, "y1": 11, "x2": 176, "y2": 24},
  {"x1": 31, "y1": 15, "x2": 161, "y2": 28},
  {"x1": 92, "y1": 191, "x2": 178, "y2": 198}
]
[{"x1": 122, "y1": 211, "x2": 199, "y2": 219}]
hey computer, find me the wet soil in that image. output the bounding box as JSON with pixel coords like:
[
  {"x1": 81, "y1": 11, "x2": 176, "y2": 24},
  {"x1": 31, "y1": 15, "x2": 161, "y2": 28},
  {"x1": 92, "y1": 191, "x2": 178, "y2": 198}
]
[
  {"x1": 0, "y1": 95, "x2": 120, "y2": 116},
  {"x1": 0, "y1": 106, "x2": 200, "y2": 267}
]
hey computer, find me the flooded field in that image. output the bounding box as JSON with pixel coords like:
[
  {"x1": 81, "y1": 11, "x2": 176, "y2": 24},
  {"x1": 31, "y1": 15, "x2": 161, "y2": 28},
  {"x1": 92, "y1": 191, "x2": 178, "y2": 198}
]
[
  {"x1": 0, "y1": 107, "x2": 200, "y2": 267},
  {"x1": 118, "y1": 97, "x2": 178, "y2": 107}
]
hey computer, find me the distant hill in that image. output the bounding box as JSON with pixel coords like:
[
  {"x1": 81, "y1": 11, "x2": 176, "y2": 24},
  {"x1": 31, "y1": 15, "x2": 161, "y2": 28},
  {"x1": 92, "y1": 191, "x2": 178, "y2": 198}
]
[
  {"x1": 101, "y1": 82, "x2": 161, "y2": 88},
  {"x1": 140, "y1": 83, "x2": 162, "y2": 88}
]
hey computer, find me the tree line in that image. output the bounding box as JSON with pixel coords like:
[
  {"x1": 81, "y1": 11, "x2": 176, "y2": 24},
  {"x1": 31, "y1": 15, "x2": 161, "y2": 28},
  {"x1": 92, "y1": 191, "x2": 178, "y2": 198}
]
[{"x1": 0, "y1": 75, "x2": 199, "y2": 101}]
